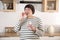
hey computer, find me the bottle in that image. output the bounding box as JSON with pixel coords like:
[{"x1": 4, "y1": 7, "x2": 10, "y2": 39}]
[
  {"x1": 4, "y1": 3, "x2": 7, "y2": 10},
  {"x1": 27, "y1": 21, "x2": 33, "y2": 30},
  {"x1": 47, "y1": 25, "x2": 55, "y2": 36}
]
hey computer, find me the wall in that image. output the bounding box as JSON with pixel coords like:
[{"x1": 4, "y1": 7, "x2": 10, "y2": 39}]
[{"x1": 0, "y1": 0, "x2": 60, "y2": 32}]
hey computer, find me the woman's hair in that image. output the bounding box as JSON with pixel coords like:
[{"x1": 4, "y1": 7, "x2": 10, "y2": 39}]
[{"x1": 24, "y1": 4, "x2": 35, "y2": 14}]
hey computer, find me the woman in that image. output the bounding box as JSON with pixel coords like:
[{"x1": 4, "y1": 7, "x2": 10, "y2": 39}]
[{"x1": 14, "y1": 4, "x2": 44, "y2": 40}]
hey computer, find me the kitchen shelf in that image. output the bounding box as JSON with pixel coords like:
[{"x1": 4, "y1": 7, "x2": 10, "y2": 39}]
[{"x1": 20, "y1": 1, "x2": 42, "y2": 4}]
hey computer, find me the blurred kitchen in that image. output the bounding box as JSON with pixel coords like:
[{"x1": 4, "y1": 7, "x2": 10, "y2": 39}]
[{"x1": 0, "y1": 0, "x2": 60, "y2": 40}]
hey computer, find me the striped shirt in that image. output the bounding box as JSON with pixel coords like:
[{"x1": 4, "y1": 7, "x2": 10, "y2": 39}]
[{"x1": 14, "y1": 17, "x2": 44, "y2": 40}]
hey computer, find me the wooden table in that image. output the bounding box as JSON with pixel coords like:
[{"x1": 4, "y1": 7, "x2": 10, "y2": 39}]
[
  {"x1": 44, "y1": 33, "x2": 60, "y2": 36},
  {"x1": 0, "y1": 32, "x2": 19, "y2": 37},
  {"x1": 0, "y1": 32, "x2": 60, "y2": 37}
]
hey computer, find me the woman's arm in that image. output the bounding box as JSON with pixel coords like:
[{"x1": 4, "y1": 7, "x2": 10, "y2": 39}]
[
  {"x1": 28, "y1": 19, "x2": 44, "y2": 37},
  {"x1": 14, "y1": 12, "x2": 27, "y2": 32},
  {"x1": 34, "y1": 20, "x2": 44, "y2": 37}
]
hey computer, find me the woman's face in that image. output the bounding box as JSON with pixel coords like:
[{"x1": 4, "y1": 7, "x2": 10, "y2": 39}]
[{"x1": 24, "y1": 8, "x2": 33, "y2": 16}]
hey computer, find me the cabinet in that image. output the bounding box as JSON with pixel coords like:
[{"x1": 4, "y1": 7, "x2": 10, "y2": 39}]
[
  {"x1": 0, "y1": 0, "x2": 16, "y2": 12},
  {"x1": 43, "y1": 0, "x2": 58, "y2": 12}
]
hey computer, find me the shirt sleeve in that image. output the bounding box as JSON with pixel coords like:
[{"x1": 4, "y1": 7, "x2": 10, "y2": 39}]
[
  {"x1": 14, "y1": 18, "x2": 27, "y2": 32},
  {"x1": 35, "y1": 19, "x2": 44, "y2": 37},
  {"x1": 14, "y1": 20, "x2": 21, "y2": 32}
]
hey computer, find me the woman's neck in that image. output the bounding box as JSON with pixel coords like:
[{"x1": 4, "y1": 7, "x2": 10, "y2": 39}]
[{"x1": 27, "y1": 15, "x2": 34, "y2": 19}]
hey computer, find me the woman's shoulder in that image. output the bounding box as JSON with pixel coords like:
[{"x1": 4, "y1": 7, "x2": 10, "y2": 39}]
[
  {"x1": 19, "y1": 17, "x2": 27, "y2": 22},
  {"x1": 34, "y1": 16, "x2": 41, "y2": 20}
]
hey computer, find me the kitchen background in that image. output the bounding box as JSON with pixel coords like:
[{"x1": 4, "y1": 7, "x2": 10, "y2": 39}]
[{"x1": 0, "y1": 0, "x2": 60, "y2": 40}]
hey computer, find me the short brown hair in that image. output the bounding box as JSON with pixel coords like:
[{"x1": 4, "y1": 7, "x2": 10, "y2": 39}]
[{"x1": 24, "y1": 4, "x2": 35, "y2": 14}]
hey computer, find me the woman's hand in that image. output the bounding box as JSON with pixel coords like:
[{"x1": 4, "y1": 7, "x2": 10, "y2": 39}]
[
  {"x1": 28, "y1": 24, "x2": 36, "y2": 32},
  {"x1": 20, "y1": 12, "x2": 26, "y2": 22}
]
